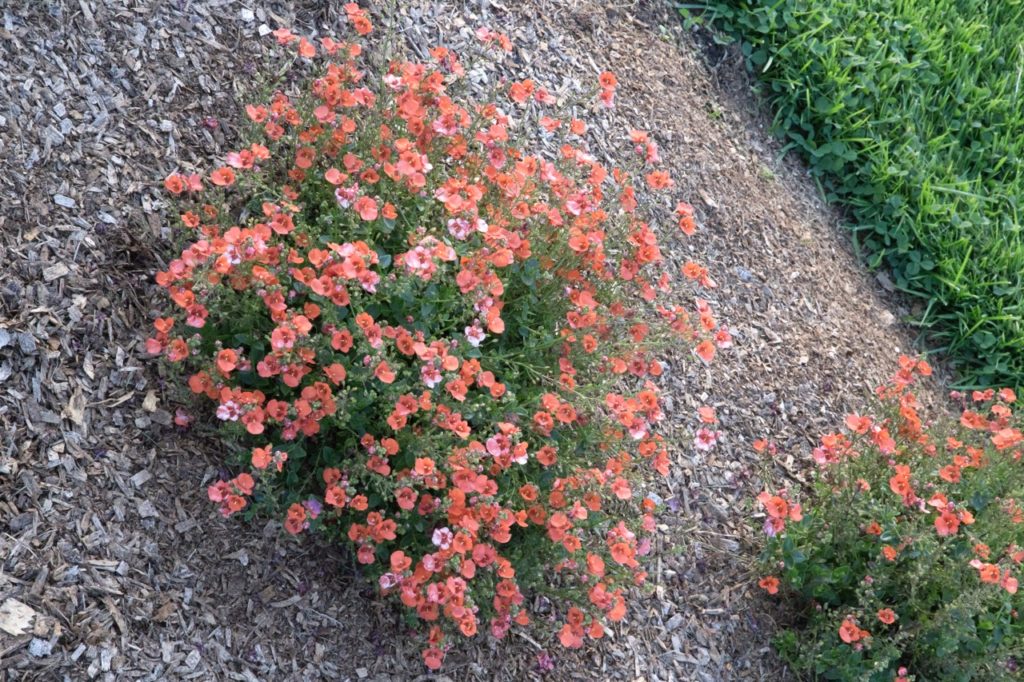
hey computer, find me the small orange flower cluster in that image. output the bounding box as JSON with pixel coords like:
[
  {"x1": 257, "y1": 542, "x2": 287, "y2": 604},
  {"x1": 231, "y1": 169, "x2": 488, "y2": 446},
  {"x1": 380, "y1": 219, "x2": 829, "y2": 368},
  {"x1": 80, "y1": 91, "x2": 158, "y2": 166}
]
[
  {"x1": 756, "y1": 489, "x2": 802, "y2": 536},
  {"x1": 838, "y1": 616, "x2": 870, "y2": 645},
  {"x1": 151, "y1": 16, "x2": 722, "y2": 670}
]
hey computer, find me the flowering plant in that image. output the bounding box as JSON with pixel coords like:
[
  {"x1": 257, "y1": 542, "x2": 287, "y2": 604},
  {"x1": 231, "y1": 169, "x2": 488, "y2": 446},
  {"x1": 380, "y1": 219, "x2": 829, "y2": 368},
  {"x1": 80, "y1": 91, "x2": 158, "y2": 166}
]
[
  {"x1": 756, "y1": 357, "x2": 1023, "y2": 680},
  {"x1": 149, "y1": 7, "x2": 725, "y2": 669}
]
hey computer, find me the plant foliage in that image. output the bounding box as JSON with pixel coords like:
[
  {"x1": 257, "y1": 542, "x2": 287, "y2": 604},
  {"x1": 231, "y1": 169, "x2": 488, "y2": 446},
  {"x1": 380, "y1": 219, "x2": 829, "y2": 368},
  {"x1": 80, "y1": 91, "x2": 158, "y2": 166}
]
[
  {"x1": 149, "y1": 8, "x2": 726, "y2": 669},
  {"x1": 756, "y1": 358, "x2": 1023, "y2": 680}
]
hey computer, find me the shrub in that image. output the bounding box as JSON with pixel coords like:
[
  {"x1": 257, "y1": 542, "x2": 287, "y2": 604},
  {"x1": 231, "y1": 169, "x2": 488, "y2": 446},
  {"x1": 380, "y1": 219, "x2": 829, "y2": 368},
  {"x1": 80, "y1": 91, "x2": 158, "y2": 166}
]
[
  {"x1": 684, "y1": 0, "x2": 1024, "y2": 389},
  {"x1": 148, "y1": 9, "x2": 726, "y2": 669},
  {"x1": 756, "y1": 357, "x2": 1023, "y2": 680}
]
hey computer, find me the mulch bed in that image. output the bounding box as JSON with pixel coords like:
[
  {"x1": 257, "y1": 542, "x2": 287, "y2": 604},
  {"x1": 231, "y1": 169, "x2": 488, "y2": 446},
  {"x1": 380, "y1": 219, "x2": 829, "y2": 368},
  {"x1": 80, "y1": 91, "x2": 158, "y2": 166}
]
[{"x1": 0, "y1": 1, "x2": 950, "y2": 680}]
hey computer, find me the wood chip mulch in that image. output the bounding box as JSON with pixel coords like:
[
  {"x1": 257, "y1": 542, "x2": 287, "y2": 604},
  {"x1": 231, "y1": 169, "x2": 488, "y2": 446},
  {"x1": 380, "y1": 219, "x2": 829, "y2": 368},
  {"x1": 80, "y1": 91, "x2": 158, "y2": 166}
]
[{"x1": 0, "y1": 1, "x2": 951, "y2": 680}]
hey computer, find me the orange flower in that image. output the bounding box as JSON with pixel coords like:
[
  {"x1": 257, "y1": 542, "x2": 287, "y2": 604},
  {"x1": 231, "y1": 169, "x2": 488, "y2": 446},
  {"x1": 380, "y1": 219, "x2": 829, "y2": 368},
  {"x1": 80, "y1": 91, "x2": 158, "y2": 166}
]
[
  {"x1": 609, "y1": 541, "x2": 636, "y2": 566},
  {"x1": 645, "y1": 170, "x2": 673, "y2": 189},
  {"x1": 598, "y1": 71, "x2": 618, "y2": 89},
  {"x1": 675, "y1": 201, "x2": 697, "y2": 235},
  {"x1": 325, "y1": 486, "x2": 346, "y2": 508},
  {"x1": 354, "y1": 196, "x2": 378, "y2": 221},
  {"x1": 558, "y1": 623, "x2": 584, "y2": 648},
  {"x1": 446, "y1": 379, "x2": 468, "y2": 402},
  {"x1": 324, "y1": 167, "x2": 345, "y2": 185},
  {"x1": 295, "y1": 147, "x2": 316, "y2": 169},
  {"x1": 611, "y1": 477, "x2": 631, "y2": 500},
  {"x1": 695, "y1": 340, "x2": 715, "y2": 363},
  {"x1": 394, "y1": 487, "x2": 416, "y2": 510},
  {"x1": 351, "y1": 17, "x2": 373, "y2": 36},
  {"x1": 939, "y1": 464, "x2": 961, "y2": 483},
  {"x1": 216, "y1": 349, "x2": 238, "y2": 373},
  {"x1": 971, "y1": 560, "x2": 1001, "y2": 584},
  {"x1": 758, "y1": 576, "x2": 780, "y2": 595},
  {"x1": 533, "y1": 411, "x2": 554, "y2": 434},
  {"x1": 839, "y1": 618, "x2": 867, "y2": 644},
  {"x1": 210, "y1": 167, "x2": 236, "y2": 187},
  {"x1": 888, "y1": 467, "x2": 913, "y2": 497},
  {"x1": 518, "y1": 484, "x2": 538, "y2": 502},
  {"x1": 283, "y1": 503, "x2": 307, "y2": 535},
  {"x1": 389, "y1": 550, "x2": 411, "y2": 573},
  {"x1": 608, "y1": 595, "x2": 627, "y2": 621},
  {"x1": 422, "y1": 648, "x2": 444, "y2": 671},
  {"x1": 234, "y1": 473, "x2": 255, "y2": 494},
  {"x1": 758, "y1": 492, "x2": 789, "y2": 519},
  {"x1": 413, "y1": 458, "x2": 435, "y2": 477},
  {"x1": 296, "y1": 37, "x2": 315, "y2": 59},
  {"x1": 251, "y1": 445, "x2": 272, "y2": 470},
  {"x1": 845, "y1": 413, "x2": 873, "y2": 434},
  {"x1": 934, "y1": 511, "x2": 960, "y2": 537},
  {"x1": 536, "y1": 446, "x2": 557, "y2": 466},
  {"x1": 992, "y1": 427, "x2": 1022, "y2": 450},
  {"x1": 374, "y1": 361, "x2": 395, "y2": 384},
  {"x1": 877, "y1": 608, "x2": 896, "y2": 625},
  {"x1": 324, "y1": 363, "x2": 347, "y2": 385},
  {"x1": 164, "y1": 174, "x2": 186, "y2": 194},
  {"x1": 555, "y1": 403, "x2": 577, "y2": 424},
  {"x1": 508, "y1": 79, "x2": 535, "y2": 103},
  {"x1": 681, "y1": 261, "x2": 706, "y2": 281}
]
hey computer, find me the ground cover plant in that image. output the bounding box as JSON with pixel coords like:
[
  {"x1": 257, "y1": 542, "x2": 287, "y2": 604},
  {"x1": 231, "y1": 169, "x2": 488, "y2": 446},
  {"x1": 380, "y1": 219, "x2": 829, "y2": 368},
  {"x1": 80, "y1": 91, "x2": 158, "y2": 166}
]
[
  {"x1": 148, "y1": 6, "x2": 725, "y2": 670},
  {"x1": 682, "y1": 0, "x2": 1024, "y2": 390},
  {"x1": 756, "y1": 357, "x2": 1023, "y2": 680}
]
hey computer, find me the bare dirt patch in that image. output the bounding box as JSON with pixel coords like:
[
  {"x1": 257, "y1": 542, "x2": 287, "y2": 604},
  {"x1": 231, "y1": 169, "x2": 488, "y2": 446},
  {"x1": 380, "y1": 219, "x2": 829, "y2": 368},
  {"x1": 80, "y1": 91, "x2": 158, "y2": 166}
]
[{"x1": 0, "y1": 1, "x2": 948, "y2": 680}]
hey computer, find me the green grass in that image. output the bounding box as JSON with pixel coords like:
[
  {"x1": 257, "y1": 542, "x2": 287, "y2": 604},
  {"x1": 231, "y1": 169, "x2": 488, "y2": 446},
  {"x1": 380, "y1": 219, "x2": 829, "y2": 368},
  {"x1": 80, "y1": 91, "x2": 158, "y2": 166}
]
[{"x1": 683, "y1": 0, "x2": 1024, "y2": 389}]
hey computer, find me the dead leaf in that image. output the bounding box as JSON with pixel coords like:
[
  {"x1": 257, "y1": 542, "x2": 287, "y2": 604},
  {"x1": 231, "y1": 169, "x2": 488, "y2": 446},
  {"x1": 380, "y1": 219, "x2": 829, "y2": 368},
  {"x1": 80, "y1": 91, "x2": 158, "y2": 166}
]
[
  {"x1": 698, "y1": 189, "x2": 718, "y2": 209},
  {"x1": 66, "y1": 387, "x2": 86, "y2": 425},
  {"x1": 0, "y1": 599, "x2": 37, "y2": 637},
  {"x1": 152, "y1": 600, "x2": 177, "y2": 624}
]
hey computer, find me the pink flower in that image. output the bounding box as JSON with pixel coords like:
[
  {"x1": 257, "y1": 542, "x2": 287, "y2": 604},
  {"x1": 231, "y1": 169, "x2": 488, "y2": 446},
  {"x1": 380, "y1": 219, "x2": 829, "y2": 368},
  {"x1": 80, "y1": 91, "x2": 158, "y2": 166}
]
[
  {"x1": 465, "y1": 323, "x2": 486, "y2": 347},
  {"x1": 334, "y1": 184, "x2": 359, "y2": 207},
  {"x1": 694, "y1": 427, "x2": 720, "y2": 451},
  {"x1": 216, "y1": 400, "x2": 241, "y2": 421},
  {"x1": 378, "y1": 572, "x2": 401, "y2": 591},
  {"x1": 421, "y1": 364, "x2": 442, "y2": 388},
  {"x1": 486, "y1": 434, "x2": 510, "y2": 457},
  {"x1": 432, "y1": 527, "x2": 453, "y2": 549},
  {"x1": 1001, "y1": 572, "x2": 1019, "y2": 594}
]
